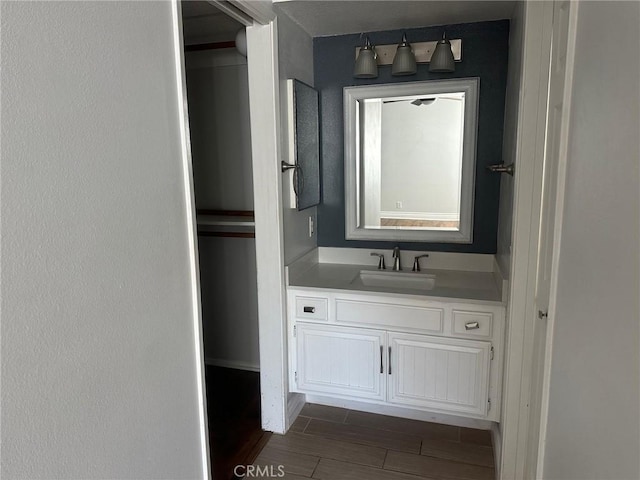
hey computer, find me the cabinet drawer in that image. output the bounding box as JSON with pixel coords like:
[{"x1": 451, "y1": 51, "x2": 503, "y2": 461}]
[
  {"x1": 452, "y1": 310, "x2": 493, "y2": 338},
  {"x1": 295, "y1": 296, "x2": 328, "y2": 321},
  {"x1": 336, "y1": 299, "x2": 443, "y2": 333}
]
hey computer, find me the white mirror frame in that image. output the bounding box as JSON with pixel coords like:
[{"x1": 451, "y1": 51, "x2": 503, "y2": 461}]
[{"x1": 344, "y1": 78, "x2": 479, "y2": 243}]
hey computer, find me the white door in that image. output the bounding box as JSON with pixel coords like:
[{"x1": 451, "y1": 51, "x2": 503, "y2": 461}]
[
  {"x1": 388, "y1": 332, "x2": 491, "y2": 417},
  {"x1": 526, "y1": 1, "x2": 575, "y2": 476},
  {"x1": 296, "y1": 323, "x2": 386, "y2": 401}
]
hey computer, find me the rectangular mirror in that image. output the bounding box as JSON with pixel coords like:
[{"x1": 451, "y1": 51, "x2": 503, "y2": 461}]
[
  {"x1": 289, "y1": 79, "x2": 320, "y2": 210},
  {"x1": 344, "y1": 78, "x2": 479, "y2": 243}
]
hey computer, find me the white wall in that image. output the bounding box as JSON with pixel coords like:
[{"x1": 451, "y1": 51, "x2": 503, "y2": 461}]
[
  {"x1": 495, "y1": 0, "x2": 525, "y2": 280},
  {"x1": 199, "y1": 236, "x2": 260, "y2": 371},
  {"x1": 185, "y1": 49, "x2": 260, "y2": 371},
  {"x1": 277, "y1": 12, "x2": 317, "y2": 265},
  {"x1": 187, "y1": 51, "x2": 254, "y2": 210},
  {"x1": 542, "y1": 2, "x2": 640, "y2": 479},
  {"x1": 1, "y1": 2, "x2": 207, "y2": 478},
  {"x1": 381, "y1": 98, "x2": 463, "y2": 217}
]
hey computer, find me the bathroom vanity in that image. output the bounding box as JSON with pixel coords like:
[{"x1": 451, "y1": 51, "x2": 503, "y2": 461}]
[
  {"x1": 284, "y1": 77, "x2": 506, "y2": 425},
  {"x1": 286, "y1": 249, "x2": 505, "y2": 423}
]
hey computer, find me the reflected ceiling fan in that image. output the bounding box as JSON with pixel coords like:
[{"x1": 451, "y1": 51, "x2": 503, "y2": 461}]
[
  {"x1": 382, "y1": 96, "x2": 462, "y2": 106},
  {"x1": 410, "y1": 98, "x2": 437, "y2": 106}
]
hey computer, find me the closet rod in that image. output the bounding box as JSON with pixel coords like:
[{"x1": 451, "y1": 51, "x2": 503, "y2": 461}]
[
  {"x1": 197, "y1": 209, "x2": 254, "y2": 217},
  {"x1": 185, "y1": 41, "x2": 235, "y2": 52},
  {"x1": 198, "y1": 231, "x2": 255, "y2": 239}
]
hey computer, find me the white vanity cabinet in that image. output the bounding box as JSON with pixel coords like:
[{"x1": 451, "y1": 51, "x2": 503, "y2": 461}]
[
  {"x1": 296, "y1": 323, "x2": 386, "y2": 401},
  {"x1": 288, "y1": 288, "x2": 504, "y2": 421},
  {"x1": 388, "y1": 333, "x2": 491, "y2": 417}
]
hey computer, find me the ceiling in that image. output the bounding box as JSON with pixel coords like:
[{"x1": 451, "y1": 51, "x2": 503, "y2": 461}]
[
  {"x1": 181, "y1": 1, "x2": 243, "y2": 45},
  {"x1": 273, "y1": 0, "x2": 517, "y2": 37},
  {"x1": 180, "y1": 1, "x2": 518, "y2": 45}
]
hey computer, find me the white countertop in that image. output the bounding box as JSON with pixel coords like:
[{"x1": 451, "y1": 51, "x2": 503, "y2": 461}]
[{"x1": 288, "y1": 262, "x2": 504, "y2": 305}]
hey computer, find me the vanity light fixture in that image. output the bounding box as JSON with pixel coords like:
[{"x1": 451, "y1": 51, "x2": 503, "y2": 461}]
[
  {"x1": 353, "y1": 36, "x2": 378, "y2": 78},
  {"x1": 353, "y1": 36, "x2": 462, "y2": 75},
  {"x1": 429, "y1": 33, "x2": 456, "y2": 73},
  {"x1": 391, "y1": 33, "x2": 417, "y2": 76}
]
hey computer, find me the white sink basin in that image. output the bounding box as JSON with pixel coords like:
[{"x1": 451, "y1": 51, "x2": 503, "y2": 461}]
[{"x1": 356, "y1": 270, "x2": 436, "y2": 291}]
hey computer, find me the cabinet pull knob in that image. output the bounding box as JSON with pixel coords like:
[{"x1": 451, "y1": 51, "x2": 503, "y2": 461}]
[
  {"x1": 380, "y1": 346, "x2": 383, "y2": 373},
  {"x1": 465, "y1": 321, "x2": 480, "y2": 330},
  {"x1": 303, "y1": 306, "x2": 315, "y2": 313},
  {"x1": 388, "y1": 347, "x2": 392, "y2": 375}
]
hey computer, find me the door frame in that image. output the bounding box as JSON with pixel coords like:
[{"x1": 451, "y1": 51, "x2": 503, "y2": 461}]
[
  {"x1": 239, "y1": 4, "x2": 292, "y2": 434},
  {"x1": 532, "y1": 2, "x2": 579, "y2": 476},
  {"x1": 196, "y1": 0, "x2": 578, "y2": 464},
  {"x1": 499, "y1": 1, "x2": 575, "y2": 478},
  {"x1": 198, "y1": 0, "x2": 290, "y2": 435},
  {"x1": 170, "y1": 1, "x2": 212, "y2": 477},
  {"x1": 186, "y1": 0, "x2": 288, "y2": 438},
  {"x1": 499, "y1": 2, "x2": 552, "y2": 477}
]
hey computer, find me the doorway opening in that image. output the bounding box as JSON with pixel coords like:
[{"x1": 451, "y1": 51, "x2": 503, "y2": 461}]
[{"x1": 180, "y1": 2, "x2": 269, "y2": 478}]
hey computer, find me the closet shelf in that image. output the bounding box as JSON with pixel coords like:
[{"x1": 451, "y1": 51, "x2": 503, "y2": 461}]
[
  {"x1": 197, "y1": 209, "x2": 254, "y2": 217},
  {"x1": 198, "y1": 218, "x2": 255, "y2": 227},
  {"x1": 196, "y1": 209, "x2": 255, "y2": 239}
]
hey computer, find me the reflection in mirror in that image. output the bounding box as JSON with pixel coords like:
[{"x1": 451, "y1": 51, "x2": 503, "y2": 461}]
[
  {"x1": 363, "y1": 93, "x2": 465, "y2": 230},
  {"x1": 344, "y1": 78, "x2": 479, "y2": 243},
  {"x1": 291, "y1": 80, "x2": 320, "y2": 210}
]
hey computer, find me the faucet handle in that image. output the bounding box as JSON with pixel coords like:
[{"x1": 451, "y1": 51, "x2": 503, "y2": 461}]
[
  {"x1": 370, "y1": 252, "x2": 386, "y2": 270},
  {"x1": 412, "y1": 254, "x2": 430, "y2": 272}
]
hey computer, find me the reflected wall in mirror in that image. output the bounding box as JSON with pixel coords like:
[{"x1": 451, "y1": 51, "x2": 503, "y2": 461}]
[{"x1": 344, "y1": 78, "x2": 479, "y2": 243}]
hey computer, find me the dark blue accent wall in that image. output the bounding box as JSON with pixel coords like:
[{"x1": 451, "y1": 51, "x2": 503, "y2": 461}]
[{"x1": 314, "y1": 20, "x2": 509, "y2": 253}]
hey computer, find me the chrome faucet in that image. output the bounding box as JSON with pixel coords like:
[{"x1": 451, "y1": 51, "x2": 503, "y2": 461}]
[
  {"x1": 392, "y1": 246, "x2": 402, "y2": 271},
  {"x1": 412, "y1": 254, "x2": 430, "y2": 272},
  {"x1": 370, "y1": 252, "x2": 386, "y2": 270}
]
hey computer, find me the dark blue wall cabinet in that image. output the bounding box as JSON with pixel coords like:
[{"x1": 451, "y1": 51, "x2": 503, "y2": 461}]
[
  {"x1": 292, "y1": 80, "x2": 321, "y2": 210},
  {"x1": 314, "y1": 20, "x2": 509, "y2": 252}
]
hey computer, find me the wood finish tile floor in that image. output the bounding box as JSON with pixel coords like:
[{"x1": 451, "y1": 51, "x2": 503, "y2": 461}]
[{"x1": 252, "y1": 404, "x2": 495, "y2": 480}]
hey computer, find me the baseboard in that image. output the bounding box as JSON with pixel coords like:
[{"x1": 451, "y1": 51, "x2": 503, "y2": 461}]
[
  {"x1": 286, "y1": 393, "x2": 306, "y2": 432},
  {"x1": 305, "y1": 394, "x2": 495, "y2": 430},
  {"x1": 205, "y1": 357, "x2": 260, "y2": 372}
]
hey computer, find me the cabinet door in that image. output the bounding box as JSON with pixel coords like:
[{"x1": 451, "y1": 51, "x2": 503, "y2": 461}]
[
  {"x1": 388, "y1": 332, "x2": 491, "y2": 416},
  {"x1": 296, "y1": 323, "x2": 385, "y2": 401}
]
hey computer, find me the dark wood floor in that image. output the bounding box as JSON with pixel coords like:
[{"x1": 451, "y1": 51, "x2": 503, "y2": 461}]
[
  {"x1": 205, "y1": 365, "x2": 270, "y2": 480},
  {"x1": 253, "y1": 404, "x2": 495, "y2": 480}
]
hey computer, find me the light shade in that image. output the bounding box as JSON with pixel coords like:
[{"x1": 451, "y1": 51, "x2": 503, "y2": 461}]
[
  {"x1": 391, "y1": 34, "x2": 417, "y2": 76},
  {"x1": 235, "y1": 28, "x2": 247, "y2": 57},
  {"x1": 429, "y1": 34, "x2": 455, "y2": 73},
  {"x1": 354, "y1": 37, "x2": 378, "y2": 78}
]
